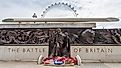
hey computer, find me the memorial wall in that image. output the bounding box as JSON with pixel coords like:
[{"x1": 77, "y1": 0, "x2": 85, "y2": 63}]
[
  {"x1": 0, "y1": 28, "x2": 121, "y2": 44},
  {"x1": 0, "y1": 28, "x2": 121, "y2": 62}
]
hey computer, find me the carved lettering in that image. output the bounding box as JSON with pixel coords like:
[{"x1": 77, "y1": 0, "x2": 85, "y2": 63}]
[
  {"x1": 74, "y1": 48, "x2": 78, "y2": 52},
  {"x1": 73, "y1": 47, "x2": 112, "y2": 53},
  {"x1": 86, "y1": 48, "x2": 112, "y2": 53},
  {"x1": 26, "y1": 49, "x2": 31, "y2": 52},
  {"x1": 23, "y1": 48, "x2": 26, "y2": 52},
  {"x1": 8, "y1": 48, "x2": 19, "y2": 53},
  {"x1": 100, "y1": 49, "x2": 105, "y2": 52},
  {"x1": 86, "y1": 48, "x2": 88, "y2": 53},
  {"x1": 8, "y1": 48, "x2": 47, "y2": 53},
  {"x1": 108, "y1": 49, "x2": 112, "y2": 53},
  {"x1": 73, "y1": 48, "x2": 81, "y2": 53},
  {"x1": 35, "y1": 48, "x2": 38, "y2": 52}
]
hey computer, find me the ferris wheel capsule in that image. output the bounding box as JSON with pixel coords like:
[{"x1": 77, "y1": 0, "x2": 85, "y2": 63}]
[
  {"x1": 55, "y1": 3, "x2": 57, "y2": 5},
  {"x1": 51, "y1": 4, "x2": 54, "y2": 6},
  {"x1": 65, "y1": 3, "x2": 68, "y2": 5},
  {"x1": 58, "y1": 2, "x2": 60, "y2": 4},
  {"x1": 69, "y1": 5, "x2": 71, "y2": 7}
]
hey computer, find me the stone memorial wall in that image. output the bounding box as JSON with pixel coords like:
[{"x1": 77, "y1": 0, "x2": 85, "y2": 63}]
[
  {"x1": 0, "y1": 45, "x2": 48, "y2": 61},
  {"x1": 71, "y1": 45, "x2": 121, "y2": 62},
  {"x1": 0, "y1": 28, "x2": 121, "y2": 62},
  {"x1": 0, "y1": 28, "x2": 121, "y2": 44}
]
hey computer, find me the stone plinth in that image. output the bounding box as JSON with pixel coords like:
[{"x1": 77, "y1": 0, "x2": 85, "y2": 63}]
[
  {"x1": 71, "y1": 45, "x2": 121, "y2": 62},
  {"x1": 0, "y1": 45, "x2": 48, "y2": 61},
  {"x1": 0, "y1": 23, "x2": 96, "y2": 28}
]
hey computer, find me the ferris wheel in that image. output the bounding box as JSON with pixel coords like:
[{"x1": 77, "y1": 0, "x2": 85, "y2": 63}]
[{"x1": 41, "y1": 2, "x2": 78, "y2": 18}]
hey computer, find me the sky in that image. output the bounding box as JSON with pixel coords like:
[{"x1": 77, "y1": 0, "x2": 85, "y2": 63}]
[{"x1": 0, "y1": 0, "x2": 121, "y2": 28}]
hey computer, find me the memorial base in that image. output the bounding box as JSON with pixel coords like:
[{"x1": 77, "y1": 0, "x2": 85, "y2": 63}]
[{"x1": 0, "y1": 45, "x2": 48, "y2": 61}]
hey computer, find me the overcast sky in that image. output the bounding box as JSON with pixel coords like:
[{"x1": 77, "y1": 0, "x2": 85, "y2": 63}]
[{"x1": 0, "y1": 0, "x2": 121, "y2": 28}]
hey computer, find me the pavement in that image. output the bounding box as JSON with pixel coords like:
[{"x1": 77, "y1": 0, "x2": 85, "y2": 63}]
[{"x1": 0, "y1": 61, "x2": 121, "y2": 68}]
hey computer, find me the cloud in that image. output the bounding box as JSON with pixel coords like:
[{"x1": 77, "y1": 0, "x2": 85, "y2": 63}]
[
  {"x1": 0, "y1": 0, "x2": 121, "y2": 28},
  {"x1": 0, "y1": 0, "x2": 53, "y2": 19}
]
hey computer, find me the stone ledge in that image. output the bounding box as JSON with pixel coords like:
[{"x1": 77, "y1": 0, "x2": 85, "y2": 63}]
[{"x1": 0, "y1": 23, "x2": 96, "y2": 28}]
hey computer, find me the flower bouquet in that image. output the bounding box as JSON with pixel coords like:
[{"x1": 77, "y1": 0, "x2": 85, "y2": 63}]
[{"x1": 42, "y1": 56, "x2": 77, "y2": 66}]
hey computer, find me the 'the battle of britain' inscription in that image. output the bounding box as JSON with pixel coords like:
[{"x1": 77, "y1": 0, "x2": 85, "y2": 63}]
[
  {"x1": 8, "y1": 48, "x2": 46, "y2": 53},
  {"x1": 0, "y1": 46, "x2": 48, "y2": 61},
  {"x1": 73, "y1": 47, "x2": 112, "y2": 53},
  {"x1": 70, "y1": 46, "x2": 115, "y2": 58}
]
